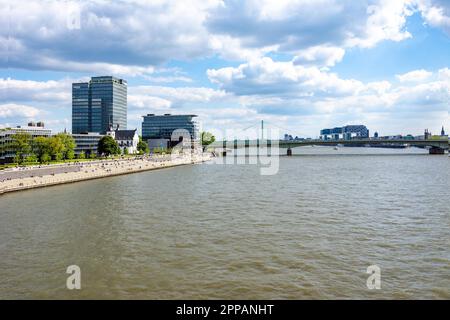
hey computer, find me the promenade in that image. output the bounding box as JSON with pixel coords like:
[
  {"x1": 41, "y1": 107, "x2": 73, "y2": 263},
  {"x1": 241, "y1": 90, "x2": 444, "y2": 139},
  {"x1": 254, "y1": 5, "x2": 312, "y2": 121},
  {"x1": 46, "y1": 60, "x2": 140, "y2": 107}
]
[{"x1": 0, "y1": 154, "x2": 211, "y2": 195}]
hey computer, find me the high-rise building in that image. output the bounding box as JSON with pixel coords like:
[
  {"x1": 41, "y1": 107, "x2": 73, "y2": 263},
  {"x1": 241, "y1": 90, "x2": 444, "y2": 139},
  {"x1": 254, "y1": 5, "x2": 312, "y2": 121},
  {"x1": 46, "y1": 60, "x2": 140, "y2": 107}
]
[
  {"x1": 72, "y1": 76, "x2": 127, "y2": 134},
  {"x1": 142, "y1": 114, "x2": 199, "y2": 141}
]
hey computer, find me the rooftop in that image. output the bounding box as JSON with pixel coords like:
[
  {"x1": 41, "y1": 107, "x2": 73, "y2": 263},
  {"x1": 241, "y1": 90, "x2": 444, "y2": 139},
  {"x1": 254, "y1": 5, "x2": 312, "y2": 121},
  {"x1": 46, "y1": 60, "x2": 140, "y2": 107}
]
[
  {"x1": 114, "y1": 129, "x2": 137, "y2": 140},
  {"x1": 143, "y1": 114, "x2": 197, "y2": 118}
]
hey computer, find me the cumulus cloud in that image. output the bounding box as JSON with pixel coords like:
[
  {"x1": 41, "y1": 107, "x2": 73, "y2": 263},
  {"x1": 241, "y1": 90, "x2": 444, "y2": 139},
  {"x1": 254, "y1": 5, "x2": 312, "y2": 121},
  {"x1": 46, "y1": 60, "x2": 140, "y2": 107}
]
[
  {"x1": 207, "y1": 59, "x2": 449, "y2": 134},
  {"x1": 0, "y1": 103, "x2": 41, "y2": 118},
  {"x1": 2, "y1": 0, "x2": 449, "y2": 73},
  {"x1": 396, "y1": 69, "x2": 433, "y2": 82},
  {"x1": 293, "y1": 46, "x2": 345, "y2": 68},
  {"x1": 417, "y1": 0, "x2": 450, "y2": 34},
  {"x1": 1, "y1": 68, "x2": 448, "y2": 136},
  {"x1": 206, "y1": 0, "x2": 416, "y2": 60},
  {"x1": 207, "y1": 57, "x2": 365, "y2": 97},
  {"x1": 129, "y1": 86, "x2": 228, "y2": 105},
  {"x1": 1, "y1": 0, "x2": 219, "y2": 73},
  {"x1": 0, "y1": 78, "x2": 72, "y2": 103}
]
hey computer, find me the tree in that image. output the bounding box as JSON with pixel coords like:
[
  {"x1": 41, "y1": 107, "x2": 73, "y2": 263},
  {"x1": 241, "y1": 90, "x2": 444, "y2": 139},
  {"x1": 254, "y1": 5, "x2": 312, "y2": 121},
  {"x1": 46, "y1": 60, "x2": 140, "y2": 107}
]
[
  {"x1": 25, "y1": 154, "x2": 37, "y2": 163},
  {"x1": 11, "y1": 133, "x2": 32, "y2": 164},
  {"x1": 201, "y1": 131, "x2": 215, "y2": 151},
  {"x1": 137, "y1": 139, "x2": 149, "y2": 154},
  {"x1": 55, "y1": 133, "x2": 76, "y2": 160},
  {"x1": 123, "y1": 147, "x2": 129, "y2": 155},
  {"x1": 98, "y1": 135, "x2": 120, "y2": 156},
  {"x1": 77, "y1": 152, "x2": 85, "y2": 159},
  {"x1": 89, "y1": 151, "x2": 97, "y2": 159},
  {"x1": 48, "y1": 136, "x2": 65, "y2": 161},
  {"x1": 41, "y1": 153, "x2": 51, "y2": 163},
  {"x1": 32, "y1": 136, "x2": 51, "y2": 163},
  {"x1": 66, "y1": 150, "x2": 75, "y2": 160}
]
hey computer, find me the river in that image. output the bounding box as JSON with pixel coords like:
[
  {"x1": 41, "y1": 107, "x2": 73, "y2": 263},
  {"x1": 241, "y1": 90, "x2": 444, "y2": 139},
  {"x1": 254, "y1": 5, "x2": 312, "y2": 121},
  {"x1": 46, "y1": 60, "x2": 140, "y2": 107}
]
[{"x1": 0, "y1": 147, "x2": 449, "y2": 299}]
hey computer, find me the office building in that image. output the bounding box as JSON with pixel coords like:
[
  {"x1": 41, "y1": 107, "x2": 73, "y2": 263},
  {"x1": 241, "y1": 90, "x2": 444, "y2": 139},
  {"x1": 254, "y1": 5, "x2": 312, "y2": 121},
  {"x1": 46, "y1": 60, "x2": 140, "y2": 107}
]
[
  {"x1": 320, "y1": 125, "x2": 369, "y2": 140},
  {"x1": 142, "y1": 114, "x2": 199, "y2": 140},
  {"x1": 142, "y1": 114, "x2": 199, "y2": 151},
  {"x1": 72, "y1": 76, "x2": 127, "y2": 134},
  {"x1": 0, "y1": 123, "x2": 52, "y2": 163},
  {"x1": 72, "y1": 132, "x2": 104, "y2": 156}
]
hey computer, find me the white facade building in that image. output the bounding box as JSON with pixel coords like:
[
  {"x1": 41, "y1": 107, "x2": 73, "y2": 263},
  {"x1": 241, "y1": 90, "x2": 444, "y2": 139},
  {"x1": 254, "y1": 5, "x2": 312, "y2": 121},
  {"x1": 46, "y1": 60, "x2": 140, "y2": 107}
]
[{"x1": 107, "y1": 128, "x2": 139, "y2": 154}]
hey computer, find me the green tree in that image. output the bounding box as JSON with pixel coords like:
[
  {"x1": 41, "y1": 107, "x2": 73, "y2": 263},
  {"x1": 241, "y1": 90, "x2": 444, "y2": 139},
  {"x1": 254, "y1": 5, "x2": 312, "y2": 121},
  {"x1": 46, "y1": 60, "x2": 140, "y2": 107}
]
[
  {"x1": 89, "y1": 150, "x2": 97, "y2": 159},
  {"x1": 201, "y1": 131, "x2": 215, "y2": 151},
  {"x1": 66, "y1": 150, "x2": 75, "y2": 160},
  {"x1": 41, "y1": 153, "x2": 51, "y2": 163},
  {"x1": 98, "y1": 135, "x2": 120, "y2": 156},
  {"x1": 137, "y1": 138, "x2": 149, "y2": 154},
  {"x1": 123, "y1": 147, "x2": 129, "y2": 155},
  {"x1": 48, "y1": 136, "x2": 65, "y2": 161},
  {"x1": 77, "y1": 152, "x2": 85, "y2": 159},
  {"x1": 32, "y1": 136, "x2": 51, "y2": 163},
  {"x1": 11, "y1": 133, "x2": 33, "y2": 164},
  {"x1": 55, "y1": 133, "x2": 76, "y2": 160},
  {"x1": 25, "y1": 154, "x2": 37, "y2": 164}
]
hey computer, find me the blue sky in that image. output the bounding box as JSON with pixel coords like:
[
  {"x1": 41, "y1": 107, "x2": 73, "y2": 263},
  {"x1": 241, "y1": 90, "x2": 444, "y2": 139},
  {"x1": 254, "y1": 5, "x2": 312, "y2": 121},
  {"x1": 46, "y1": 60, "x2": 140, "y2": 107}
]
[{"x1": 1, "y1": 0, "x2": 449, "y2": 138}]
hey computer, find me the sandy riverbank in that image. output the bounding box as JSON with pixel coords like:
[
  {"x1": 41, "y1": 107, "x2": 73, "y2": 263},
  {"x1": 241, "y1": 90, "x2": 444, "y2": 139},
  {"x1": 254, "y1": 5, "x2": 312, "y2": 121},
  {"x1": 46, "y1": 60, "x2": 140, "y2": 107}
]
[{"x1": 0, "y1": 153, "x2": 212, "y2": 195}]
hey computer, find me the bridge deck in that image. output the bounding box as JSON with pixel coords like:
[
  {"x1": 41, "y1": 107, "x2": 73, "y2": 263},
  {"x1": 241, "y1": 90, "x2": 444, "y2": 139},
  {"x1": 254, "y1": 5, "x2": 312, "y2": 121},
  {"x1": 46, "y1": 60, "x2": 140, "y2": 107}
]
[{"x1": 211, "y1": 139, "x2": 449, "y2": 149}]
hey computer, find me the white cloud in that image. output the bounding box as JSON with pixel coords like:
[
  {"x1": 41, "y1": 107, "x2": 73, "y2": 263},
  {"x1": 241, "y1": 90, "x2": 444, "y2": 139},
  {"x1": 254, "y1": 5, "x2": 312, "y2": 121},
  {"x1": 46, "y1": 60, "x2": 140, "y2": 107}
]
[
  {"x1": 293, "y1": 46, "x2": 345, "y2": 68},
  {"x1": 3, "y1": 0, "x2": 446, "y2": 72},
  {"x1": 0, "y1": 103, "x2": 41, "y2": 118},
  {"x1": 206, "y1": 58, "x2": 449, "y2": 135},
  {"x1": 417, "y1": 0, "x2": 450, "y2": 34},
  {"x1": 1, "y1": 69, "x2": 448, "y2": 137},
  {"x1": 1, "y1": 0, "x2": 220, "y2": 72},
  {"x1": 0, "y1": 78, "x2": 72, "y2": 104},
  {"x1": 128, "y1": 95, "x2": 172, "y2": 110},
  {"x1": 396, "y1": 69, "x2": 433, "y2": 82},
  {"x1": 437, "y1": 67, "x2": 450, "y2": 81},
  {"x1": 207, "y1": 57, "x2": 365, "y2": 97},
  {"x1": 346, "y1": 0, "x2": 414, "y2": 48},
  {"x1": 129, "y1": 86, "x2": 228, "y2": 104}
]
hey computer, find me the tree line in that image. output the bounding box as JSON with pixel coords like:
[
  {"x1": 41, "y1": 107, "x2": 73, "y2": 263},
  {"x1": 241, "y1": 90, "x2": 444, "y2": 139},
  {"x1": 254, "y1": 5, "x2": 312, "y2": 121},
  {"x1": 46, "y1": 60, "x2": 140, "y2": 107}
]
[
  {"x1": 8, "y1": 132, "x2": 77, "y2": 164},
  {"x1": 4, "y1": 131, "x2": 213, "y2": 165},
  {"x1": 5, "y1": 133, "x2": 152, "y2": 164}
]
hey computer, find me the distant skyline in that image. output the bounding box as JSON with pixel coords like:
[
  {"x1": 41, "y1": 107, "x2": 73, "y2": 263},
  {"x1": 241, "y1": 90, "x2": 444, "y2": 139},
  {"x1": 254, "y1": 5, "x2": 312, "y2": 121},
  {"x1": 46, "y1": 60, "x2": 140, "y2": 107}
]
[{"x1": 1, "y1": 0, "x2": 449, "y2": 138}]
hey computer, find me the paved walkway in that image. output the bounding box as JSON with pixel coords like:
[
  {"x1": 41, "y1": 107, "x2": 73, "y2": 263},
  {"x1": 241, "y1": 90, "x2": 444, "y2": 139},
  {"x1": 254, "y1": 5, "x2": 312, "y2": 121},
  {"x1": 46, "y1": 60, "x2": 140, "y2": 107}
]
[{"x1": 0, "y1": 154, "x2": 211, "y2": 194}]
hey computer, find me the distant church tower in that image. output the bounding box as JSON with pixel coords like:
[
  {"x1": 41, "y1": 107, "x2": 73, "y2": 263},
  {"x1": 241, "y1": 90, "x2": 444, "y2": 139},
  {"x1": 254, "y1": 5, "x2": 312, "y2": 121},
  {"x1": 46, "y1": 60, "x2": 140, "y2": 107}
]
[{"x1": 441, "y1": 126, "x2": 445, "y2": 136}]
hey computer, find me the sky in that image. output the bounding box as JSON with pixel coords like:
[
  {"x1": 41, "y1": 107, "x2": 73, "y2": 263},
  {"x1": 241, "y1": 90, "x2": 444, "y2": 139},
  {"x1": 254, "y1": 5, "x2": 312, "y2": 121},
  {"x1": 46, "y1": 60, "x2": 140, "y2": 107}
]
[{"x1": 0, "y1": 0, "x2": 449, "y2": 139}]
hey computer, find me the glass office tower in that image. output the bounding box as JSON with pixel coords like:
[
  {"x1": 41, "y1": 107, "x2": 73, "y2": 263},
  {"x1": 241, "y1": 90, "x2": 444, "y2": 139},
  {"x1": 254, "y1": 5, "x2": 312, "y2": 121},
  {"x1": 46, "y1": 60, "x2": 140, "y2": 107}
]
[
  {"x1": 142, "y1": 114, "x2": 199, "y2": 140},
  {"x1": 72, "y1": 76, "x2": 127, "y2": 134},
  {"x1": 72, "y1": 82, "x2": 90, "y2": 134}
]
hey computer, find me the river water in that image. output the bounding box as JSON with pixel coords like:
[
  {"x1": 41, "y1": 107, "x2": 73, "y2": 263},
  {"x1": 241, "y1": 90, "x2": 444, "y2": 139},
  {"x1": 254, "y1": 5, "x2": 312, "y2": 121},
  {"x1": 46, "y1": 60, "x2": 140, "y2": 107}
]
[{"x1": 0, "y1": 147, "x2": 449, "y2": 299}]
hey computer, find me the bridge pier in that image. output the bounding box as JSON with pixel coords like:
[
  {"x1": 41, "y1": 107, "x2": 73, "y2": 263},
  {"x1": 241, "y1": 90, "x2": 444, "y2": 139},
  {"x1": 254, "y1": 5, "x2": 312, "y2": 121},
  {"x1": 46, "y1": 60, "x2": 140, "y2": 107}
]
[
  {"x1": 287, "y1": 148, "x2": 292, "y2": 156},
  {"x1": 429, "y1": 147, "x2": 445, "y2": 155}
]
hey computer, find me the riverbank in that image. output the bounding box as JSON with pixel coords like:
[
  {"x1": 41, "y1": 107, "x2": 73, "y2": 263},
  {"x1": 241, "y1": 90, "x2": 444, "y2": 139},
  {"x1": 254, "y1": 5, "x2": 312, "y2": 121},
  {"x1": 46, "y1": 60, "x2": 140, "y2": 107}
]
[{"x1": 0, "y1": 153, "x2": 212, "y2": 195}]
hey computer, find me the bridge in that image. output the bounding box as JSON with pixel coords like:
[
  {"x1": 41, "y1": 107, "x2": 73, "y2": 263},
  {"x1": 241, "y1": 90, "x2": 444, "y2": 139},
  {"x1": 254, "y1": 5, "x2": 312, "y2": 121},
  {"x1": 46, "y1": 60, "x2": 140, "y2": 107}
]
[
  {"x1": 211, "y1": 138, "x2": 449, "y2": 155},
  {"x1": 209, "y1": 121, "x2": 449, "y2": 155}
]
